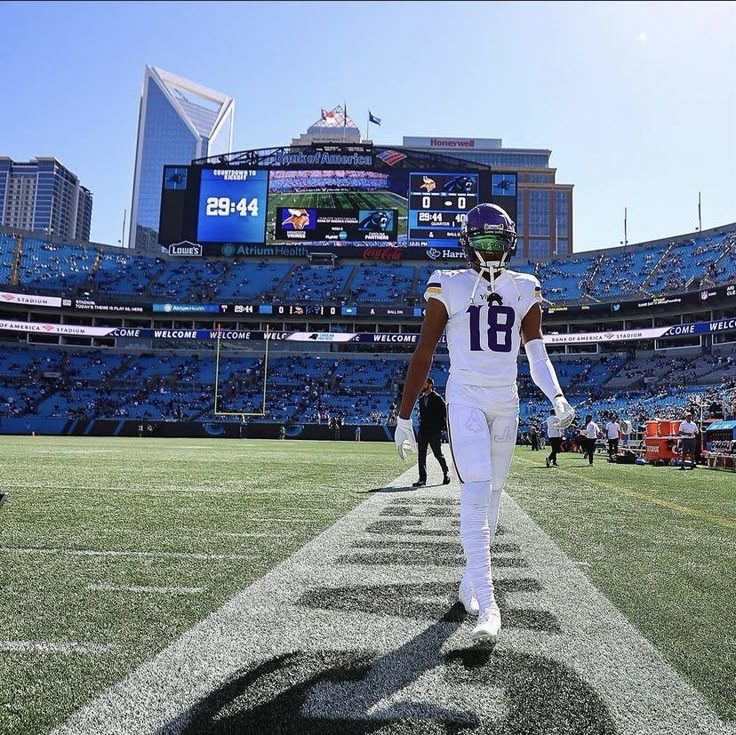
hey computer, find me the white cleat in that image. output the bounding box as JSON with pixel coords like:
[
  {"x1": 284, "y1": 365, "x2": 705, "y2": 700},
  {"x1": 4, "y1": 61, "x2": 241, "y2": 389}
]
[
  {"x1": 458, "y1": 572, "x2": 479, "y2": 616},
  {"x1": 471, "y1": 603, "x2": 501, "y2": 644}
]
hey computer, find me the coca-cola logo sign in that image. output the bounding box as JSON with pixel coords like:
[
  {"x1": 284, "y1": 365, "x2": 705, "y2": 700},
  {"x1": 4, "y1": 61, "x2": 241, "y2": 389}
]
[{"x1": 362, "y1": 247, "x2": 402, "y2": 261}]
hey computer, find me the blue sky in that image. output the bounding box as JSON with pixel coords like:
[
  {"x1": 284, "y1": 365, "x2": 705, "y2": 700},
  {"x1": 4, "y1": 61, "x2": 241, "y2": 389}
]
[{"x1": 2, "y1": 1, "x2": 734, "y2": 251}]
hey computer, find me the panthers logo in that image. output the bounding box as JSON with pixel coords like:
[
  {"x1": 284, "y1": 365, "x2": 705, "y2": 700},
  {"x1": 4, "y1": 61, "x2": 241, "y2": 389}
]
[
  {"x1": 359, "y1": 211, "x2": 391, "y2": 232},
  {"x1": 444, "y1": 176, "x2": 475, "y2": 194}
]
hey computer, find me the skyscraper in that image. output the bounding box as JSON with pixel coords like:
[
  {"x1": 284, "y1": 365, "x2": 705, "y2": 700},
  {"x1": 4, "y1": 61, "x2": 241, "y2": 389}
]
[
  {"x1": 0, "y1": 157, "x2": 93, "y2": 241},
  {"x1": 129, "y1": 66, "x2": 234, "y2": 250}
]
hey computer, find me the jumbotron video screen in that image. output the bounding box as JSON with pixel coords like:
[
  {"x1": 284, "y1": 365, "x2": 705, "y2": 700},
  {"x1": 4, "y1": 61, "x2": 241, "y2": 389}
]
[{"x1": 158, "y1": 145, "x2": 517, "y2": 257}]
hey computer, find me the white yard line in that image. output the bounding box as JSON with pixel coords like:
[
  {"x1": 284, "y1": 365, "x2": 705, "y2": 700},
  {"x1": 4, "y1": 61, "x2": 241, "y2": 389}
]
[
  {"x1": 1, "y1": 641, "x2": 116, "y2": 655},
  {"x1": 0, "y1": 547, "x2": 253, "y2": 561},
  {"x1": 87, "y1": 584, "x2": 206, "y2": 595}
]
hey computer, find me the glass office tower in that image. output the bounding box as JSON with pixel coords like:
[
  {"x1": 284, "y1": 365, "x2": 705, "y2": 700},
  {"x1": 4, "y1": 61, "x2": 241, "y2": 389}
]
[
  {"x1": 0, "y1": 157, "x2": 93, "y2": 241},
  {"x1": 129, "y1": 66, "x2": 234, "y2": 250}
]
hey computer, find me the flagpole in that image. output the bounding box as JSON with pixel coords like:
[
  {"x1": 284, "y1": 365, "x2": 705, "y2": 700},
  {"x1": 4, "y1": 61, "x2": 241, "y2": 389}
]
[{"x1": 366, "y1": 112, "x2": 369, "y2": 143}]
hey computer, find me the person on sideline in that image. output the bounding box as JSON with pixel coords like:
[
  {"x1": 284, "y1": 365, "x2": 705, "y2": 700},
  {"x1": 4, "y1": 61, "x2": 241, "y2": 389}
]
[
  {"x1": 584, "y1": 414, "x2": 600, "y2": 465},
  {"x1": 678, "y1": 411, "x2": 699, "y2": 470},
  {"x1": 545, "y1": 407, "x2": 563, "y2": 467},
  {"x1": 412, "y1": 377, "x2": 451, "y2": 488},
  {"x1": 605, "y1": 416, "x2": 621, "y2": 460}
]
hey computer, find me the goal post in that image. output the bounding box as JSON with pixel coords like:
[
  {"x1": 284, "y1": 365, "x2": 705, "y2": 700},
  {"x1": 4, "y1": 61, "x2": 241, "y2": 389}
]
[{"x1": 213, "y1": 324, "x2": 270, "y2": 419}]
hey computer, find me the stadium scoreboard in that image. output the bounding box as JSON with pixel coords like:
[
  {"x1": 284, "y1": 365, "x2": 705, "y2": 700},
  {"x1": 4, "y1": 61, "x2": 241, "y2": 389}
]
[
  {"x1": 159, "y1": 145, "x2": 517, "y2": 259},
  {"x1": 407, "y1": 172, "x2": 478, "y2": 245}
]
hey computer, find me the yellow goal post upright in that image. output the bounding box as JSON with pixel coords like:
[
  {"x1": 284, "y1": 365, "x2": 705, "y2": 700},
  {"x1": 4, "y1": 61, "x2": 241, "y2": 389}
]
[{"x1": 213, "y1": 323, "x2": 270, "y2": 419}]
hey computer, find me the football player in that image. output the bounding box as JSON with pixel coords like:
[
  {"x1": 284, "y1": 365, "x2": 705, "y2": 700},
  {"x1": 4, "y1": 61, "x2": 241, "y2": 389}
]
[{"x1": 394, "y1": 203, "x2": 574, "y2": 644}]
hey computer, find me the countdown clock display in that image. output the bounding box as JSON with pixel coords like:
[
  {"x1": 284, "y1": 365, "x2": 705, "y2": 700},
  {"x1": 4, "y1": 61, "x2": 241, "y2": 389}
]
[{"x1": 196, "y1": 169, "x2": 269, "y2": 243}]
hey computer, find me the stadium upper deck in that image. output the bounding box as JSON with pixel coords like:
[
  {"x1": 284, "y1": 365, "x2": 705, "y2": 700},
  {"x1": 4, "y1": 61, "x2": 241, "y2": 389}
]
[{"x1": 1, "y1": 222, "x2": 735, "y2": 307}]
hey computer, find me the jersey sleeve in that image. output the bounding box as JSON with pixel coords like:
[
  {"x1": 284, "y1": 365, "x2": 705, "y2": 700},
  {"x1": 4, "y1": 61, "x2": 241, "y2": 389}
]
[
  {"x1": 423, "y1": 269, "x2": 451, "y2": 314},
  {"x1": 519, "y1": 274, "x2": 544, "y2": 318}
]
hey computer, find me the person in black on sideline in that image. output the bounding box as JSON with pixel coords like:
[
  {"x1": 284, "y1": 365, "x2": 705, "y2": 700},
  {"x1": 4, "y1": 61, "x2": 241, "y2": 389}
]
[
  {"x1": 529, "y1": 425, "x2": 541, "y2": 451},
  {"x1": 413, "y1": 377, "x2": 451, "y2": 487}
]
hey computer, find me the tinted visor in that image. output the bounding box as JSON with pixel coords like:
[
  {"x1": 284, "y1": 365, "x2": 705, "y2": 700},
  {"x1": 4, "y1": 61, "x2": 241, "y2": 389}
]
[{"x1": 468, "y1": 233, "x2": 510, "y2": 254}]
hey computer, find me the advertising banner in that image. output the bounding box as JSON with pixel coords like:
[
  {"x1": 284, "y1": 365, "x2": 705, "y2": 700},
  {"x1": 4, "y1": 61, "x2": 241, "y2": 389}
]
[
  {"x1": 2, "y1": 318, "x2": 734, "y2": 344},
  {"x1": 0, "y1": 290, "x2": 62, "y2": 308}
]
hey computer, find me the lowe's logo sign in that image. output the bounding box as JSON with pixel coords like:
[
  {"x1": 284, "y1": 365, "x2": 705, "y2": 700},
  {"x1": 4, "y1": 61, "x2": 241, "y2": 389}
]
[{"x1": 169, "y1": 242, "x2": 202, "y2": 257}]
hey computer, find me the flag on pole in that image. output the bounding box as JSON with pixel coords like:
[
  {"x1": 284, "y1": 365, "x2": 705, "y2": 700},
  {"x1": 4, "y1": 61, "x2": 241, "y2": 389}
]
[
  {"x1": 369, "y1": 111, "x2": 381, "y2": 126},
  {"x1": 321, "y1": 108, "x2": 335, "y2": 121}
]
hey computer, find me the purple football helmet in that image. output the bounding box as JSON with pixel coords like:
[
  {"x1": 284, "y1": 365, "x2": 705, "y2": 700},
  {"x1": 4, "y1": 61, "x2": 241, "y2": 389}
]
[{"x1": 459, "y1": 203, "x2": 517, "y2": 269}]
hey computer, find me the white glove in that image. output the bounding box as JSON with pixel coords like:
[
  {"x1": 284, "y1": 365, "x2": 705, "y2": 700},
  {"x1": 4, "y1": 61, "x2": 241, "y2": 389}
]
[
  {"x1": 552, "y1": 395, "x2": 575, "y2": 429},
  {"x1": 394, "y1": 417, "x2": 417, "y2": 460}
]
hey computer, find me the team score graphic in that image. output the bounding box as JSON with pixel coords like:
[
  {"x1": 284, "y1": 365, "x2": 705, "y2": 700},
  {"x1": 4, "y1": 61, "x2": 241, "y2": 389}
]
[
  {"x1": 467, "y1": 304, "x2": 516, "y2": 352},
  {"x1": 275, "y1": 207, "x2": 397, "y2": 242},
  {"x1": 204, "y1": 197, "x2": 260, "y2": 217},
  {"x1": 408, "y1": 171, "x2": 479, "y2": 245}
]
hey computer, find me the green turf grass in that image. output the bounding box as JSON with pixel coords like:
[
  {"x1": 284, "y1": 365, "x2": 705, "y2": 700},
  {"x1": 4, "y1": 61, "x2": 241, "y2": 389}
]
[
  {"x1": 506, "y1": 448, "x2": 736, "y2": 720},
  {"x1": 1, "y1": 437, "x2": 734, "y2": 732},
  {"x1": 0, "y1": 436, "x2": 402, "y2": 735}
]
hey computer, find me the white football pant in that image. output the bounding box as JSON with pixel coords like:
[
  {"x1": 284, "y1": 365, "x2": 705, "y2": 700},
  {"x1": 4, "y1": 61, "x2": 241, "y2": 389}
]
[{"x1": 446, "y1": 378, "x2": 518, "y2": 616}]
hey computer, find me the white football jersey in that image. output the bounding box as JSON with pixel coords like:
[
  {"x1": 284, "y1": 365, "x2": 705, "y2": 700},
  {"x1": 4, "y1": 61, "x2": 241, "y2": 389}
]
[{"x1": 424, "y1": 268, "x2": 542, "y2": 388}]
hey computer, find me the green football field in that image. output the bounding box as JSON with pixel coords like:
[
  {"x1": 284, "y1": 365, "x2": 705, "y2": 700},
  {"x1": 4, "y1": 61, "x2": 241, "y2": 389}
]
[{"x1": 0, "y1": 436, "x2": 733, "y2": 733}]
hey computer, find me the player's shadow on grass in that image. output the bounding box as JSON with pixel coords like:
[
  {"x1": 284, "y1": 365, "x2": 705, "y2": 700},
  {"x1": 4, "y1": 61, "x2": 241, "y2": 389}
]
[
  {"x1": 362, "y1": 484, "x2": 418, "y2": 494},
  {"x1": 162, "y1": 598, "x2": 614, "y2": 734},
  {"x1": 363, "y1": 481, "x2": 451, "y2": 494},
  {"x1": 162, "y1": 603, "x2": 476, "y2": 734}
]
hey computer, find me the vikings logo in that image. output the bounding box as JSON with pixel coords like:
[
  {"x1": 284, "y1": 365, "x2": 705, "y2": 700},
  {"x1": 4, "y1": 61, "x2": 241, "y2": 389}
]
[
  {"x1": 420, "y1": 176, "x2": 436, "y2": 192},
  {"x1": 282, "y1": 209, "x2": 310, "y2": 230}
]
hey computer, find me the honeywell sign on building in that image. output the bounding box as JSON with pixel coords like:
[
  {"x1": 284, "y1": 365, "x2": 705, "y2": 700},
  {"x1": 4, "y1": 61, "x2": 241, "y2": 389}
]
[{"x1": 403, "y1": 136, "x2": 502, "y2": 150}]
